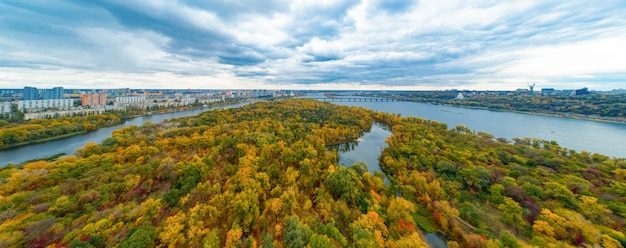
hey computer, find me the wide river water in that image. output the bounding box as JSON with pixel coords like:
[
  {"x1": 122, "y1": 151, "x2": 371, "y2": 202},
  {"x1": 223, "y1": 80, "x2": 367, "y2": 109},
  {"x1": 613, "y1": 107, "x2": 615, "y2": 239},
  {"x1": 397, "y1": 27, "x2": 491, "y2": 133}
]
[{"x1": 327, "y1": 96, "x2": 626, "y2": 159}]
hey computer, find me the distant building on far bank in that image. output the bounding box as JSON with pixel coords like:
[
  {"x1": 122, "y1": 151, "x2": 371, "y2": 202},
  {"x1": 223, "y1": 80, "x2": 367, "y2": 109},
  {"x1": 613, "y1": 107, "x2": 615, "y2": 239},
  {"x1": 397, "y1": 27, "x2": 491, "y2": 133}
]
[
  {"x1": 43, "y1": 87, "x2": 64, "y2": 99},
  {"x1": 80, "y1": 93, "x2": 108, "y2": 106},
  {"x1": 17, "y1": 99, "x2": 74, "y2": 111},
  {"x1": 541, "y1": 88, "x2": 555, "y2": 95},
  {"x1": 23, "y1": 86, "x2": 65, "y2": 100},
  {"x1": 0, "y1": 102, "x2": 11, "y2": 115},
  {"x1": 23, "y1": 86, "x2": 38, "y2": 100},
  {"x1": 114, "y1": 96, "x2": 147, "y2": 110},
  {"x1": 23, "y1": 107, "x2": 104, "y2": 120},
  {"x1": 575, "y1": 88, "x2": 590, "y2": 95}
]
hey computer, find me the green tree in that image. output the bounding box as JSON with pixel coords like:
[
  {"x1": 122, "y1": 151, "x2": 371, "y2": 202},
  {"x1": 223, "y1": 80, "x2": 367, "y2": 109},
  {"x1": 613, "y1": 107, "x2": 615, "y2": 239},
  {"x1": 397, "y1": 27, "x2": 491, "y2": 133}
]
[
  {"x1": 324, "y1": 166, "x2": 363, "y2": 206},
  {"x1": 284, "y1": 216, "x2": 312, "y2": 248},
  {"x1": 119, "y1": 225, "x2": 156, "y2": 248}
]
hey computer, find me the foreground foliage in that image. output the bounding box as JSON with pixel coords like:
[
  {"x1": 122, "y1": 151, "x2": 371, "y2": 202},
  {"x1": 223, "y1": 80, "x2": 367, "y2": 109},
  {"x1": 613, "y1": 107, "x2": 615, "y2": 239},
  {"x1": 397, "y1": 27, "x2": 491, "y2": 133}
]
[
  {"x1": 379, "y1": 115, "x2": 626, "y2": 247},
  {"x1": 0, "y1": 99, "x2": 624, "y2": 247}
]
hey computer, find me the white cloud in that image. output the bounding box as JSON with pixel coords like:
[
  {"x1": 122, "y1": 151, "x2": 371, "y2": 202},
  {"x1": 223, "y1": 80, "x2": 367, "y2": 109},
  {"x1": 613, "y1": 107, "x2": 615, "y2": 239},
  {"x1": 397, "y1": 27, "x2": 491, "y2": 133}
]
[
  {"x1": 348, "y1": 51, "x2": 432, "y2": 62},
  {"x1": 500, "y1": 36, "x2": 626, "y2": 78},
  {"x1": 1, "y1": 0, "x2": 626, "y2": 90},
  {"x1": 0, "y1": 67, "x2": 257, "y2": 89},
  {"x1": 75, "y1": 28, "x2": 170, "y2": 69},
  {"x1": 232, "y1": 14, "x2": 291, "y2": 47},
  {"x1": 297, "y1": 37, "x2": 344, "y2": 60}
]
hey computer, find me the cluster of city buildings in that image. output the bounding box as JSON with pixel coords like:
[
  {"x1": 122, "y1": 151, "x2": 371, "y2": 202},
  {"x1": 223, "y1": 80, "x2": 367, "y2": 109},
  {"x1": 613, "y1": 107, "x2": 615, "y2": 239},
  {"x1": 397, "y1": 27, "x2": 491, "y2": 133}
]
[
  {"x1": 1, "y1": 86, "x2": 91, "y2": 120},
  {"x1": 18, "y1": 86, "x2": 73, "y2": 111},
  {"x1": 452, "y1": 86, "x2": 593, "y2": 99},
  {"x1": 539, "y1": 87, "x2": 589, "y2": 96},
  {"x1": 0, "y1": 87, "x2": 294, "y2": 120},
  {"x1": 515, "y1": 86, "x2": 591, "y2": 96}
]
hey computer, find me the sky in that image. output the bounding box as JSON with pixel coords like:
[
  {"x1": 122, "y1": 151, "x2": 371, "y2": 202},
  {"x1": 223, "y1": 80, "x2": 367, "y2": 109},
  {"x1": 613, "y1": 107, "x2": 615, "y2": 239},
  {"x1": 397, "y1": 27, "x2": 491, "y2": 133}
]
[{"x1": 1, "y1": 0, "x2": 625, "y2": 90}]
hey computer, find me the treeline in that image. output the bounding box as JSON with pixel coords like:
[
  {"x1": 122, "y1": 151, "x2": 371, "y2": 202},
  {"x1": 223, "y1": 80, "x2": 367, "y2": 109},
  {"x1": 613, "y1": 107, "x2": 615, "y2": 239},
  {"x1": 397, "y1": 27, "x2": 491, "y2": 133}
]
[
  {"x1": 379, "y1": 115, "x2": 626, "y2": 247},
  {"x1": 0, "y1": 113, "x2": 121, "y2": 149},
  {"x1": 372, "y1": 91, "x2": 626, "y2": 121},
  {"x1": 1, "y1": 99, "x2": 625, "y2": 247},
  {"x1": 0, "y1": 100, "x2": 239, "y2": 150}
]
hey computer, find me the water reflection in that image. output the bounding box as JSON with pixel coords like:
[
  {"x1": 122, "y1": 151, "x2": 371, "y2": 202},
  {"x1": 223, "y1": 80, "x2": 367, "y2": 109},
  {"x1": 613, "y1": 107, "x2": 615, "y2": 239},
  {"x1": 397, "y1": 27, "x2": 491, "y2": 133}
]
[
  {"x1": 329, "y1": 141, "x2": 359, "y2": 153},
  {"x1": 329, "y1": 122, "x2": 392, "y2": 173},
  {"x1": 425, "y1": 232, "x2": 448, "y2": 248},
  {"x1": 330, "y1": 121, "x2": 448, "y2": 248}
]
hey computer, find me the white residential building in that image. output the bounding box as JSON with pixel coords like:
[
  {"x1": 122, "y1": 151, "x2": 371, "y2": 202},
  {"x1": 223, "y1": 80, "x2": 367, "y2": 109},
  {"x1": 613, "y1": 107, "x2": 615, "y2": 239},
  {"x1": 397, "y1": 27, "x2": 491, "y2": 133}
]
[
  {"x1": 115, "y1": 96, "x2": 146, "y2": 103},
  {"x1": 180, "y1": 96, "x2": 197, "y2": 105},
  {"x1": 17, "y1": 99, "x2": 74, "y2": 111},
  {"x1": 114, "y1": 96, "x2": 147, "y2": 110},
  {"x1": 24, "y1": 107, "x2": 105, "y2": 120},
  {"x1": 0, "y1": 102, "x2": 12, "y2": 114}
]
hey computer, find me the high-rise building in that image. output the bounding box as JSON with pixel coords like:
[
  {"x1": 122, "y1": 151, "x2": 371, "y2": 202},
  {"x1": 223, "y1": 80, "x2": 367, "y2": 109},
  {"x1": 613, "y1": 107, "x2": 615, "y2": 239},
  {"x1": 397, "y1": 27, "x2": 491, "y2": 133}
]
[
  {"x1": 23, "y1": 86, "x2": 39, "y2": 100},
  {"x1": 43, "y1": 91, "x2": 52, "y2": 100},
  {"x1": 80, "y1": 93, "x2": 108, "y2": 106},
  {"x1": 54, "y1": 87, "x2": 64, "y2": 99},
  {"x1": 43, "y1": 87, "x2": 64, "y2": 99}
]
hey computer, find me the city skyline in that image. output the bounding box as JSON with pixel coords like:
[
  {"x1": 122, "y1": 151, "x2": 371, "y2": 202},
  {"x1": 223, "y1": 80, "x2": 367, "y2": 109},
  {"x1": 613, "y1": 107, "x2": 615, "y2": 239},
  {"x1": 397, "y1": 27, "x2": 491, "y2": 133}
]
[{"x1": 1, "y1": 1, "x2": 626, "y2": 90}]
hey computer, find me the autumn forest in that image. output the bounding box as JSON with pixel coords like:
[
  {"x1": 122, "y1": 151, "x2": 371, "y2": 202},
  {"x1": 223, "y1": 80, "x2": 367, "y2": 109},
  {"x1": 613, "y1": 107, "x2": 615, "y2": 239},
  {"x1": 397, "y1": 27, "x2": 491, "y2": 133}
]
[{"x1": 1, "y1": 99, "x2": 625, "y2": 247}]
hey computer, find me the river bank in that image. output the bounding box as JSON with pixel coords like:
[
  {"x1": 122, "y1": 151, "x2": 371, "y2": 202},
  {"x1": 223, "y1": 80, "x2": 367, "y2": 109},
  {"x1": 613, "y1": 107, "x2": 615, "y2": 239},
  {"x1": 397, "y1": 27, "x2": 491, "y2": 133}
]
[
  {"x1": 109, "y1": 99, "x2": 245, "y2": 121},
  {"x1": 330, "y1": 97, "x2": 626, "y2": 159},
  {"x1": 0, "y1": 131, "x2": 88, "y2": 150},
  {"x1": 0, "y1": 100, "x2": 244, "y2": 151},
  {"x1": 0, "y1": 101, "x2": 249, "y2": 166},
  {"x1": 383, "y1": 96, "x2": 626, "y2": 125},
  {"x1": 431, "y1": 102, "x2": 626, "y2": 125}
]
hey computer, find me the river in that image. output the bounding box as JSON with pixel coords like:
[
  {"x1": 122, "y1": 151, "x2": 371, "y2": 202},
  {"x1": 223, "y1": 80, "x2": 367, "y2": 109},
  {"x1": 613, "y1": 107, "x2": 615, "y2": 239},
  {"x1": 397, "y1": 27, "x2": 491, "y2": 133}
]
[
  {"x1": 330, "y1": 116, "x2": 448, "y2": 247},
  {"x1": 3, "y1": 96, "x2": 625, "y2": 165},
  {"x1": 0, "y1": 103, "x2": 248, "y2": 166},
  {"x1": 333, "y1": 122, "x2": 392, "y2": 173},
  {"x1": 324, "y1": 96, "x2": 626, "y2": 159}
]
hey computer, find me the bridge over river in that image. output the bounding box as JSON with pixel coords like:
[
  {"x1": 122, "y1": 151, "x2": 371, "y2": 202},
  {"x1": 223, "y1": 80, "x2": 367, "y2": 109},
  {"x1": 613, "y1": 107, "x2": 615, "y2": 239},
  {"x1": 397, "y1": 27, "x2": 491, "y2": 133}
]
[{"x1": 309, "y1": 97, "x2": 398, "y2": 102}]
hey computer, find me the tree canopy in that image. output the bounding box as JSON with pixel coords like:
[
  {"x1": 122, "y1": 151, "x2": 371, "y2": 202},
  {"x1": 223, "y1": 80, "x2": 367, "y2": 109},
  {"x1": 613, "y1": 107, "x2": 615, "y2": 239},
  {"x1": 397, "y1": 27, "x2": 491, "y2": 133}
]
[{"x1": 1, "y1": 99, "x2": 625, "y2": 247}]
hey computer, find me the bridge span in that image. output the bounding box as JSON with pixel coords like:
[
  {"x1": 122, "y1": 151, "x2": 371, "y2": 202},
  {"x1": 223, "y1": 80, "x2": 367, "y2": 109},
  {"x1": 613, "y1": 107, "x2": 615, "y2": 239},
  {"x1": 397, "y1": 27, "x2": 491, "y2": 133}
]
[{"x1": 308, "y1": 97, "x2": 398, "y2": 102}]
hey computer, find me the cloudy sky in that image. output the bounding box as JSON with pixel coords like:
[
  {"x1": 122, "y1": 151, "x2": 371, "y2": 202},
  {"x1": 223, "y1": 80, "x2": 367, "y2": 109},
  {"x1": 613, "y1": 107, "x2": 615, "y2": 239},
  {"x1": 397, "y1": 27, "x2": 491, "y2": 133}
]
[{"x1": 1, "y1": 0, "x2": 625, "y2": 90}]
